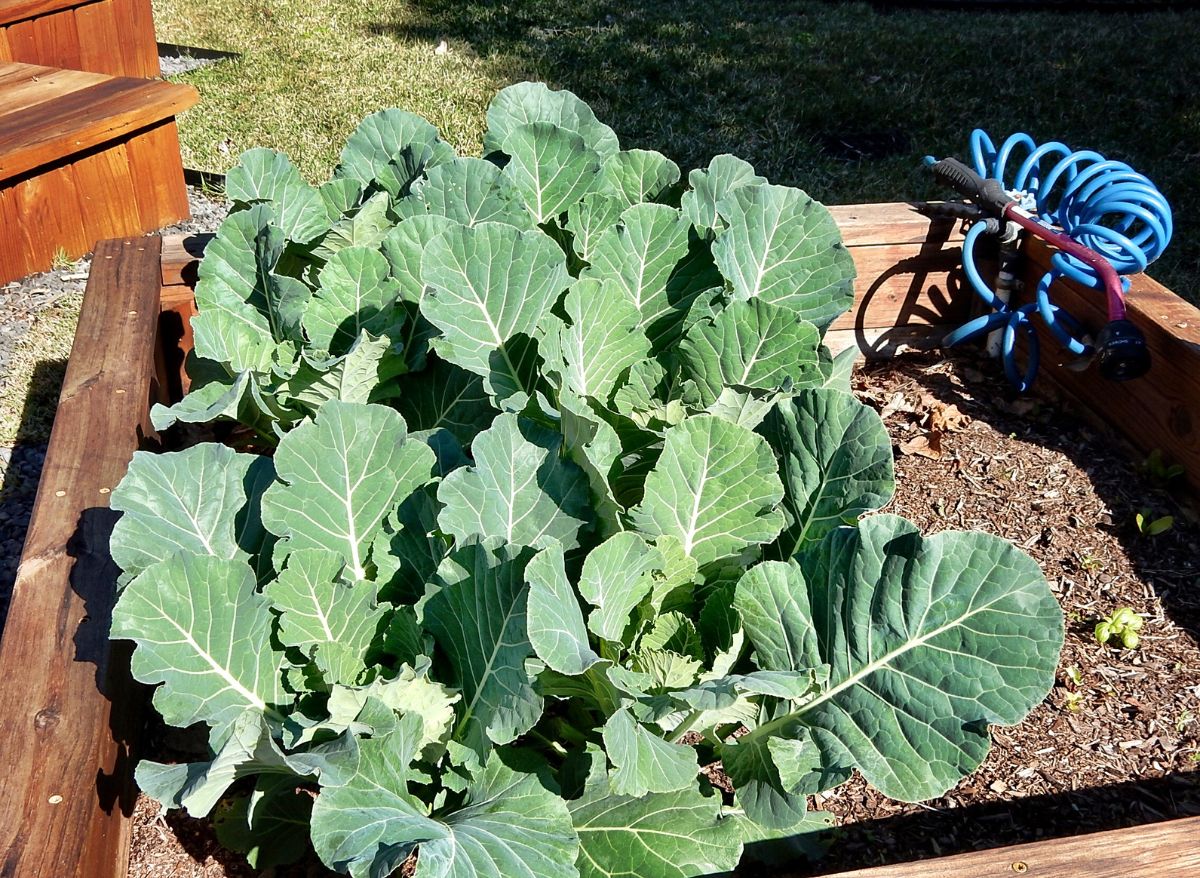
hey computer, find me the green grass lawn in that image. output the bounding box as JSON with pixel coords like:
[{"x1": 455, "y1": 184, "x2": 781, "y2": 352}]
[{"x1": 158, "y1": 0, "x2": 1198, "y2": 297}]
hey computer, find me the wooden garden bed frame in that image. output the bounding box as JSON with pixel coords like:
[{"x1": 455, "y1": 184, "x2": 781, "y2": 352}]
[{"x1": 1, "y1": 203, "x2": 1197, "y2": 877}]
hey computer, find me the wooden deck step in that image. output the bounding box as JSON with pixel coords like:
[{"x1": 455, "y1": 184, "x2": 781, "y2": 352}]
[
  {"x1": 0, "y1": 61, "x2": 196, "y2": 181},
  {"x1": 0, "y1": 60, "x2": 197, "y2": 283}
]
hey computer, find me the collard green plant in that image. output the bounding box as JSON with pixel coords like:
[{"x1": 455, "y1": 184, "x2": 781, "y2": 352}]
[{"x1": 110, "y1": 82, "x2": 1064, "y2": 876}]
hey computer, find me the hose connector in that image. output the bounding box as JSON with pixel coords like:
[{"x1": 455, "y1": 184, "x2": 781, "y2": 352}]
[{"x1": 1094, "y1": 319, "x2": 1151, "y2": 381}]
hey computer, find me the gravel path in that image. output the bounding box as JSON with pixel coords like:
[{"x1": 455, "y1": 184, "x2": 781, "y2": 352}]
[{"x1": 0, "y1": 186, "x2": 228, "y2": 631}]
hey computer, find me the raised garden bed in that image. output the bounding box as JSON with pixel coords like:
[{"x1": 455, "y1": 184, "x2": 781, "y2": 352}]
[{"x1": 1, "y1": 202, "x2": 1197, "y2": 878}]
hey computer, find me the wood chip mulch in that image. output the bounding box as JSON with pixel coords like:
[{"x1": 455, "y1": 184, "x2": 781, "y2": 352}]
[{"x1": 128, "y1": 352, "x2": 1200, "y2": 877}]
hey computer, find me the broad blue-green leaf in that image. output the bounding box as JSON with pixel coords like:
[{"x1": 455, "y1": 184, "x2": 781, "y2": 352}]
[
  {"x1": 263, "y1": 548, "x2": 385, "y2": 685},
  {"x1": 438, "y1": 413, "x2": 591, "y2": 550},
  {"x1": 540, "y1": 278, "x2": 651, "y2": 403},
  {"x1": 734, "y1": 561, "x2": 819, "y2": 673},
  {"x1": 336, "y1": 109, "x2": 455, "y2": 197},
  {"x1": 718, "y1": 724, "x2": 830, "y2": 830},
  {"x1": 419, "y1": 222, "x2": 568, "y2": 388},
  {"x1": 713, "y1": 183, "x2": 855, "y2": 330},
  {"x1": 679, "y1": 298, "x2": 823, "y2": 407},
  {"x1": 758, "y1": 389, "x2": 894, "y2": 555},
  {"x1": 192, "y1": 206, "x2": 309, "y2": 371},
  {"x1": 422, "y1": 540, "x2": 544, "y2": 751},
  {"x1": 501, "y1": 122, "x2": 603, "y2": 223},
  {"x1": 526, "y1": 544, "x2": 602, "y2": 675},
  {"x1": 737, "y1": 515, "x2": 1064, "y2": 802},
  {"x1": 601, "y1": 148, "x2": 680, "y2": 206},
  {"x1": 819, "y1": 344, "x2": 857, "y2": 391},
  {"x1": 408, "y1": 157, "x2": 535, "y2": 229},
  {"x1": 110, "y1": 444, "x2": 272, "y2": 578},
  {"x1": 577, "y1": 532, "x2": 658, "y2": 645},
  {"x1": 557, "y1": 390, "x2": 623, "y2": 538},
  {"x1": 681, "y1": 154, "x2": 765, "y2": 236},
  {"x1": 149, "y1": 371, "x2": 294, "y2": 435},
  {"x1": 213, "y1": 774, "x2": 314, "y2": 870},
  {"x1": 280, "y1": 331, "x2": 404, "y2": 413},
  {"x1": 565, "y1": 192, "x2": 625, "y2": 263},
  {"x1": 602, "y1": 708, "x2": 698, "y2": 796},
  {"x1": 303, "y1": 246, "x2": 402, "y2": 355},
  {"x1": 112, "y1": 555, "x2": 287, "y2": 730},
  {"x1": 581, "y1": 203, "x2": 693, "y2": 347},
  {"x1": 261, "y1": 401, "x2": 434, "y2": 580},
  {"x1": 569, "y1": 776, "x2": 743, "y2": 878},
  {"x1": 226, "y1": 148, "x2": 330, "y2": 243},
  {"x1": 732, "y1": 803, "x2": 833, "y2": 866},
  {"x1": 314, "y1": 716, "x2": 578, "y2": 878},
  {"x1": 373, "y1": 484, "x2": 447, "y2": 605},
  {"x1": 392, "y1": 356, "x2": 497, "y2": 447},
  {"x1": 381, "y1": 214, "x2": 458, "y2": 371},
  {"x1": 629, "y1": 415, "x2": 785, "y2": 568},
  {"x1": 136, "y1": 708, "x2": 352, "y2": 818},
  {"x1": 327, "y1": 663, "x2": 459, "y2": 759},
  {"x1": 311, "y1": 191, "x2": 395, "y2": 264},
  {"x1": 485, "y1": 81, "x2": 619, "y2": 159},
  {"x1": 320, "y1": 177, "x2": 364, "y2": 217}
]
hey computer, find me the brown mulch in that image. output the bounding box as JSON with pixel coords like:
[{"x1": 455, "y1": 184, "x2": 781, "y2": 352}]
[{"x1": 128, "y1": 352, "x2": 1200, "y2": 877}]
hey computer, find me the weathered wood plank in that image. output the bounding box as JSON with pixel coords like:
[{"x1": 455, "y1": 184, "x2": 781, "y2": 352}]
[
  {"x1": 829, "y1": 202, "x2": 965, "y2": 248},
  {"x1": 124, "y1": 121, "x2": 190, "y2": 231},
  {"x1": 0, "y1": 66, "x2": 198, "y2": 181},
  {"x1": 108, "y1": 0, "x2": 156, "y2": 76},
  {"x1": 160, "y1": 232, "x2": 212, "y2": 287},
  {"x1": 30, "y1": 6, "x2": 81, "y2": 70},
  {"x1": 72, "y1": 140, "x2": 140, "y2": 245},
  {"x1": 73, "y1": 0, "x2": 124, "y2": 76},
  {"x1": 817, "y1": 815, "x2": 1200, "y2": 877},
  {"x1": 0, "y1": 0, "x2": 91, "y2": 26},
  {"x1": 0, "y1": 237, "x2": 161, "y2": 878},
  {"x1": 10, "y1": 161, "x2": 90, "y2": 259}
]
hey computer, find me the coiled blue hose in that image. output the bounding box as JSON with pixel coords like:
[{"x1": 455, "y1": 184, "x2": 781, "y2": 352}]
[{"x1": 942, "y1": 130, "x2": 1173, "y2": 391}]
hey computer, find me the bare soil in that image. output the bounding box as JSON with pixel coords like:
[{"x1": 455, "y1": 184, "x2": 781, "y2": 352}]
[{"x1": 127, "y1": 352, "x2": 1200, "y2": 877}]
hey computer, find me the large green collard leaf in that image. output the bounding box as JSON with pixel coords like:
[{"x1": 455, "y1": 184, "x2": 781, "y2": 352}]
[
  {"x1": 213, "y1": 774, "x2": 314, "y2": 870},
  {"x1": 280, "y1": 332, "x2": 405, "y2": 413},
  {"x1": 109, "y1": 444, "x2": 271, "y2": 578},
  {"x1": 580, "y1": 203, "x2": 703, "y2": 349},
  {"x1": 540, "y1": 278, "x2": 651, "y2": 403},
  {"x1": 302, "y1": 246, "x2": 403, "y2": 356},
  {"x1": 438, "y1": 413, "x2": 591, "y2": 551},
  {"x1": 112, "y1": 554, "x2": 287, "y2": 730},
  {"x1": 733, "y1": 515, "x2": 1063, "y2": 802},
  {"x1": 629, "y1": 415, "x2": 784, "y2": 568},
  {"x1": 326, "y1": 663, "x2": 460, "y2": 758},
  {"x1": 313, "y1": 715, "x2": 578, "y2": 878},
  {"x1": 681, "y1": 154, "x2": 765, "y2": 237},
  {"x1": 336, "y1": 109, "x2": 456, "y2": 197},
  {"x1": 150, "y1": 370, "x2": 294, "y2": 436},
  {"x1": 423, "y1": 540, "x2": 544, "y2": 751},
  {"x1": 556, "y1": 390, "x2": 624, "y2": 538},
  {"x1": 408, "y1": 157, "x2": 535, "y2": 229},
  {"x1": 678, "y1": 298, "x2": 822, "y2": 407},
  {"x1": 526, "y1": 544, "x2": 603, "y2": 676},
  {"x1": 261, "y1": 401, "x2": 434, "y2": 580},
  {"x1": 263, "y1": 548, "x2": 386, "y2": 685},
  {"x1": 602, "y1": 708, "x2": 698, "y2": 796},
  {"x1": 570, "y1": 775, "x2": 743, "y2": 878},
  {"x1": 501, "y1": 122, "x2": 603, "y2": 224},
  {"x1": 391, "y1": 356, "x2": 497, "y2": 447},
  {"x1": 577, "y1": 532, "x2": 659, "y2": 646},
  {"x1": 419, "y1": 221, "x2": 568, "y2": 392},
  {"x1": 565, "y1": 192, "x2": 626, "y2": 263},
  {"x1": 310, "y1": 191, "x2": 395, "y2": 264},
  {"x1": 192, "y1": 206, "x2": 310, "y2": 372},
  {"x1": 381, "y1": 214, "x2": 458, "y2": 371},
  {"x1": 712, "y1": 183, "x2": 855, "y2": 329},
  {"x1": 601, "y1": 149, "x2": 681, "y2": 207},
  {"x1": 226, "y1": 148, "x2": 330, "y2": 243},
  {"x1": 485, "y1": 81, "x2": 619, "y2": 160},
  {"x1": 758, "y1": 389, "x2": 895, "y2": 556}
]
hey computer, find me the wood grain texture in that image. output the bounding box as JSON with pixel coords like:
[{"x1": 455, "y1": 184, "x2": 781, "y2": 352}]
[
  {"x1": 1019, "y1": 237, "x2": 1200, "y2": 494},
  {"x1": 0, "y1": 182, "x2": 29, "y2": 279},
  {"x1": 829, "y1": 202, "x2": 966, "y2": 248},
  {"x1": 124, "y1": 121, "x2": 189, "y2": 230},
  {"x1": 159, "y1": 232, "x2": 212, "y2": 287},
  {"x1": 108, "y1": 0, "x2": 157, "y2": 76},
  {"x1": 72, "y1": 140, "x2": 139, "y2": 245},
  {"x1": 0, "y1": 63, "x2": 198, "y2": 180},
  {"x1": 0, "y1": 20, "x2": 12, "y2": 59},
  {"x1": 817, "y1": 816, "x2": 1200, "y2": 877},
  {"x1": 30, "y1": 6, "x2": 81, "y2": 69},
  {"x1": 11, "y1": 161, "x2": 90, "y2": 258},
  {"x1": 73, "y1": 0, "x2": 123, "y2": 75},
  {"x1": 0, "y1": 0, "x2": 87, "y2": 25},
  {"x1": 0, "y1": 237, "x2": 161, "y2": 878}
]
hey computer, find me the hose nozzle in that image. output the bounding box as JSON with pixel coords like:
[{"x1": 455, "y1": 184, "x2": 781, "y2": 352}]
[{"x1": 1094, "y1": 319, "x2": 1150, "y2": 381}]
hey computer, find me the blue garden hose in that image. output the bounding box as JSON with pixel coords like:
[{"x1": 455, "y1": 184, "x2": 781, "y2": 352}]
[{"x1": 933, "y1": 130, "x2": 1173, "y2": 391}]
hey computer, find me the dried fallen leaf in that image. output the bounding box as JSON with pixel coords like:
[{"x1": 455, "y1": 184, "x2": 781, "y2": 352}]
[
  {"x1": 899, "y1": 432, "x2": 942, "y2": 459},
  {"x1": 931, "y1": 402, "x2": 970, "y2": 433},
  {"x1": 880, "y1": 391, "x2": 913, "y2": 419}
]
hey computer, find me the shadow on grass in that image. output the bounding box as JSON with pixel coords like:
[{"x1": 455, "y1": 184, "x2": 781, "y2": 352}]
[
  {"x1": 0, "y1": 357, "x2": 68, "y2": 638},
  {"x1": 373, "y1": 0, "x2": 1198, "y2": 299}
]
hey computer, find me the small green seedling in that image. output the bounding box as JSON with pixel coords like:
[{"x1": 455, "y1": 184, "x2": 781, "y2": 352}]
[
  {"x1": 1079, "y1": 554, "x2": 1103, "y2": 572},
  {"x1": 1063, "y1": 690, "x2": 1085, "y2": 713},
  {"x1": 1064, "y1": 665, "x2": 1084, "y2": 686},
  {"x1": 1140, "y1": 449, "x2": 1185, "y2": 485},
  {"x1": 1134, "y1": 509, "x2": 1174, "y2": 536},
  {"x1": 1095, "y1": 607, "x2": 1144, "y2": 649}
]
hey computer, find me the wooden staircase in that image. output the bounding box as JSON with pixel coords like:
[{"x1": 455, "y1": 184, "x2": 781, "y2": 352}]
[{"x1": 0, "y1": 0, "x2": 197, "y2": 283}]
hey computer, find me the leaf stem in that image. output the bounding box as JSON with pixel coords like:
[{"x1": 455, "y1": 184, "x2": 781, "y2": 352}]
[{"x1": 670, "y1": 709, "x2": 705, "y2": 744}]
